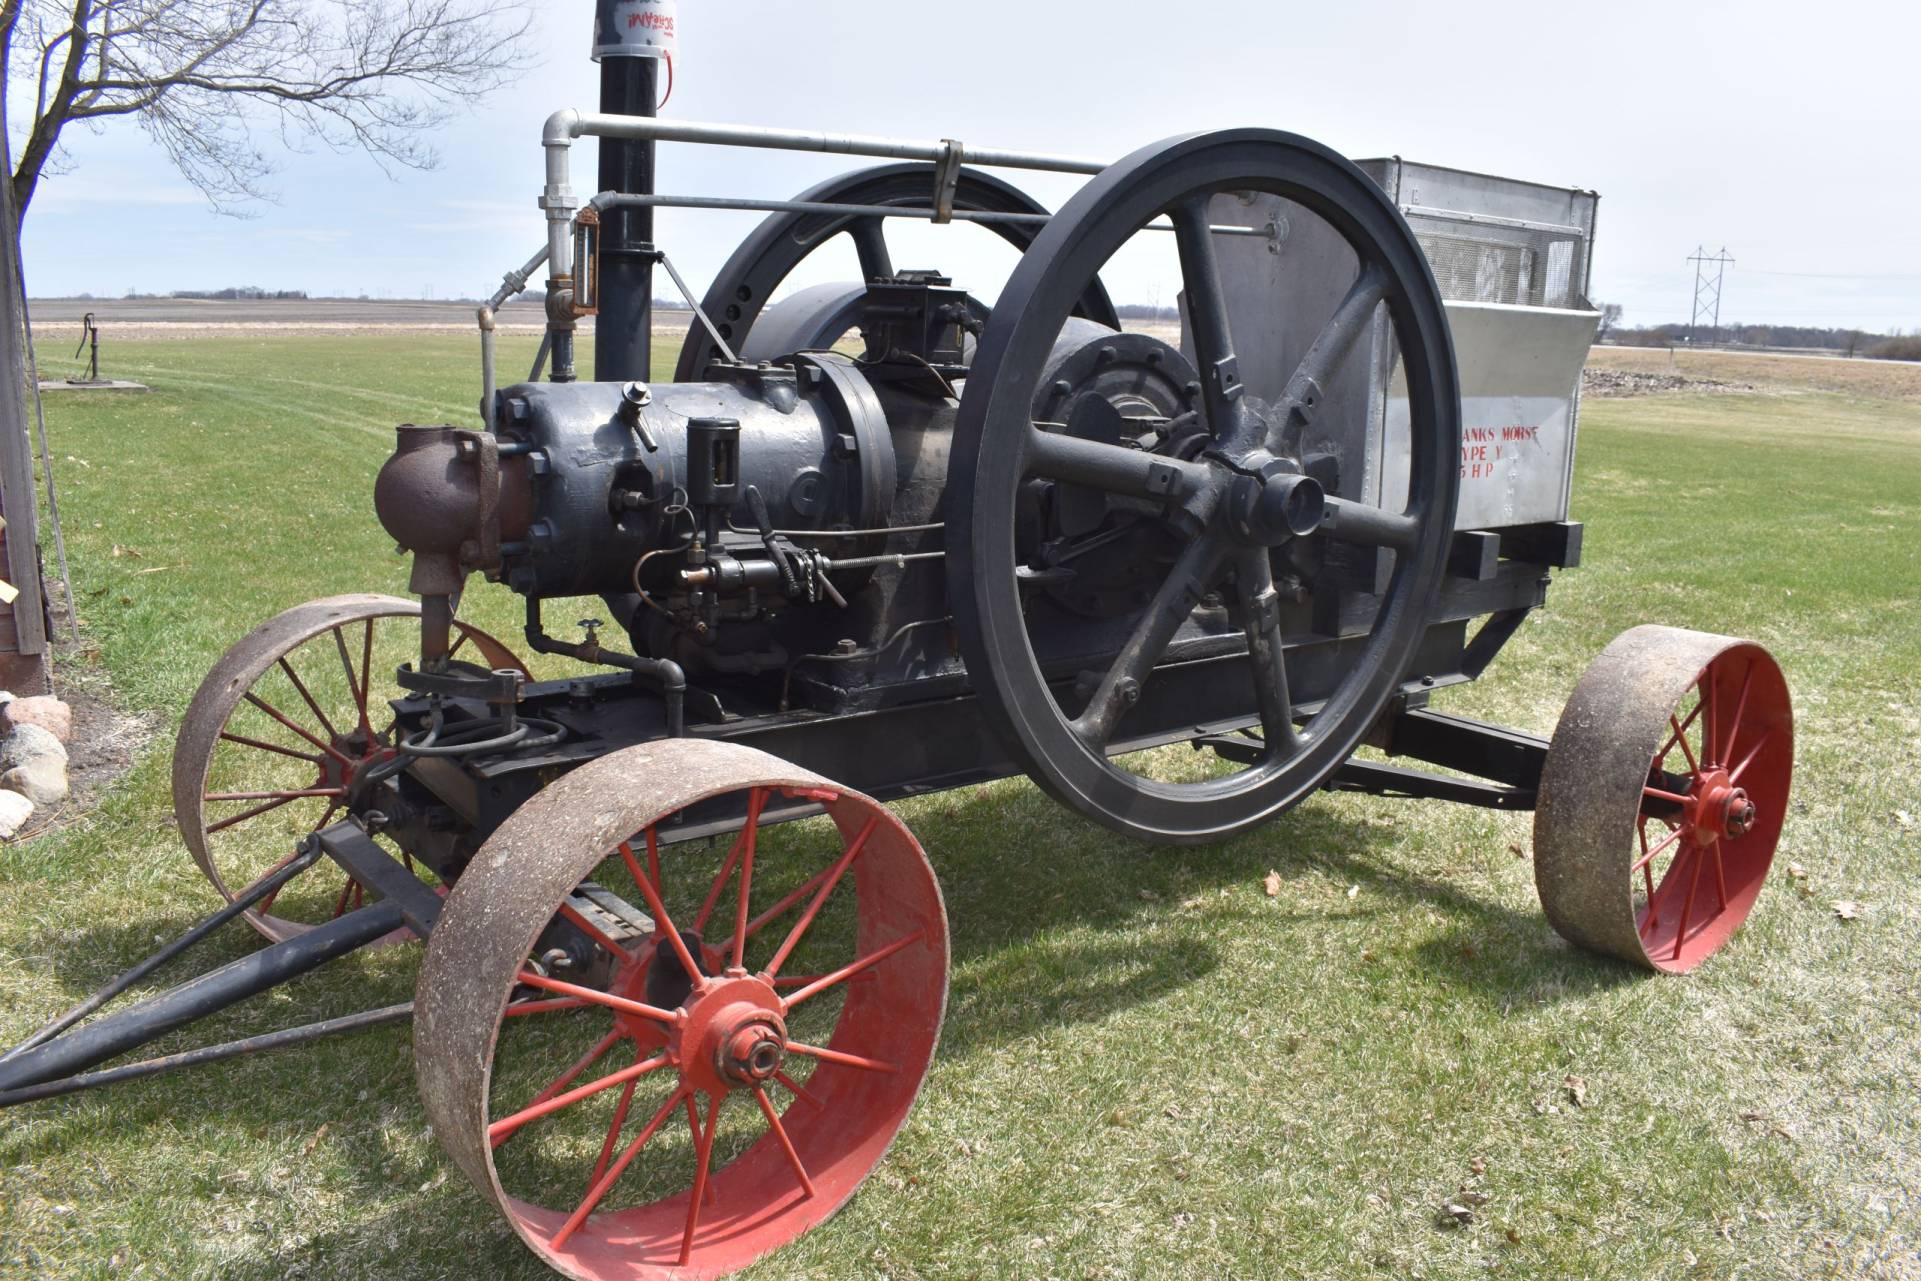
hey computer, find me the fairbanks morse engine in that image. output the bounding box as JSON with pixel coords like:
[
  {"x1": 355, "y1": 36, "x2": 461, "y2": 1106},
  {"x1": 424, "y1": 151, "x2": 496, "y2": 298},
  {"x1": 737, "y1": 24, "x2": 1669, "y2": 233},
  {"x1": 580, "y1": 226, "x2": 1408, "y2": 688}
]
[{"x1": 0, "y1": 3, "x2": 1798, "y2": 1278}]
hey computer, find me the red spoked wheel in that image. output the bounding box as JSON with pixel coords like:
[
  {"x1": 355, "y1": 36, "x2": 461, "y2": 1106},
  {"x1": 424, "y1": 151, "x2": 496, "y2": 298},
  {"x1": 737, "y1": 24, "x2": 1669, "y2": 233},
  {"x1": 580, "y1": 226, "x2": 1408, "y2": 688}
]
[
  {"x1": 1535, "y1": 625, "x2": 1793, "y2": 973},
  {"x1": 172, "y1": 593, "x2": 527, "y2": 943},
  {"x1": 415, "y1": 739, "x2": 948, "y2": 1281}
]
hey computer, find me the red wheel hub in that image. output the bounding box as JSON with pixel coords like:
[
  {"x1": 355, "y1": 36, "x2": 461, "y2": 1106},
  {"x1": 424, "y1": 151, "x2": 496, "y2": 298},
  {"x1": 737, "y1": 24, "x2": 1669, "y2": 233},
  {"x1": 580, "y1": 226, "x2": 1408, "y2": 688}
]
[{"x1": 1683, "y1": 767, "x2": 1757, "y2": 845}]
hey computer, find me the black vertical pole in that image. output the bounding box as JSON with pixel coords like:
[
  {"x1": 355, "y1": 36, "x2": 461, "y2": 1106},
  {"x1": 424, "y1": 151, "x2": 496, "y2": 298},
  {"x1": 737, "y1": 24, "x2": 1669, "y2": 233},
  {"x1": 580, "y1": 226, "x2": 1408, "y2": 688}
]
[{"x1": 595, "y1": 55, "x2": 658, "y2": 384}]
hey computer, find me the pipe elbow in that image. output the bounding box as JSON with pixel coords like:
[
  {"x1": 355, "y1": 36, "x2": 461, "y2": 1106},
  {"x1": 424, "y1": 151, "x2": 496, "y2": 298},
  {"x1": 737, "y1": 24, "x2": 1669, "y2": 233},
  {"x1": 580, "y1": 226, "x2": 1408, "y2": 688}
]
[{"x1": 543, "y1": 109, "x2": 582, "y2": 148}]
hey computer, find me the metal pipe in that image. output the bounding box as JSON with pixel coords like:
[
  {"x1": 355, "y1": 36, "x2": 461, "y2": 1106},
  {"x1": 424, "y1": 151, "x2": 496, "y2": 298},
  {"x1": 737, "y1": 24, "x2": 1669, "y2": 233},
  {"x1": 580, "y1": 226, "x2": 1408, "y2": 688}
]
[
  {"x1": 0, "y1": 1003, "x2": 414, "y2": 1109},
  {"x1": 594, "y1": 55, "x2": 658, "y2": 383},
  {"x1": 0, "y1": 901, "x2": 406, "y2": 1092},
  {"x1": 545, "y1": 110, "x2": 1108, "y2": 176},
  {"x1": 592, "y1": 191, "x2": 1270, "y2": 237},
  {"x1": 523, "y1": 597, "x2": 685, "y2": 737},
  {"x1": 0, "y1": 844, "x2": 325, "y2": 1065}
]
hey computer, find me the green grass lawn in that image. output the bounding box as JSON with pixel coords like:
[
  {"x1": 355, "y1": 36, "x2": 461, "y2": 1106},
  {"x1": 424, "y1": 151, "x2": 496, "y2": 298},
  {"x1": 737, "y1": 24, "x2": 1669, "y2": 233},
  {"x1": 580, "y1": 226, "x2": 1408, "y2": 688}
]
[{"x1": 2, "y1": 336, "x2": 1917, "y2": 1280}]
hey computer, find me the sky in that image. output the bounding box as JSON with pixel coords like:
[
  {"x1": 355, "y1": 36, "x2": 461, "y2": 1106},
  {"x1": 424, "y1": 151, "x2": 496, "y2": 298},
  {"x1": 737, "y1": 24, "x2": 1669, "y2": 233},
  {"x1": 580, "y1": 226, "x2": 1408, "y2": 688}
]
[{"x1": 13, "y1": 0, "x2": 1921, "y2": 333}]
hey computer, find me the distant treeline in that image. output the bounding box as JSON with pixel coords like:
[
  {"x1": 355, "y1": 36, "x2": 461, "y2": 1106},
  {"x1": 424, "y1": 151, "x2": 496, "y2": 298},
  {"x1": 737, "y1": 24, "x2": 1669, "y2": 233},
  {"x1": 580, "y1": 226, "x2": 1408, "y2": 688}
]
[{"x1": 1609, "y1": 322, "x2": 1918, "y2": 360}]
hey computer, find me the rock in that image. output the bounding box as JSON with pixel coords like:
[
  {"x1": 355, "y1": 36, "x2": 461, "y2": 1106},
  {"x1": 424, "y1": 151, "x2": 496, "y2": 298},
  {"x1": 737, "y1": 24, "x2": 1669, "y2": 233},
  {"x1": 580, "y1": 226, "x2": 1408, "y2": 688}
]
[
  {"x1": 0, "y1": 723, "x2": 69, "y2": 807},
  {"x1": 0, "y1": 788, "x2": 33, "y2": 838},
  {"x1": 1, "y1": 694, "x2": 73, "y2": 744}
]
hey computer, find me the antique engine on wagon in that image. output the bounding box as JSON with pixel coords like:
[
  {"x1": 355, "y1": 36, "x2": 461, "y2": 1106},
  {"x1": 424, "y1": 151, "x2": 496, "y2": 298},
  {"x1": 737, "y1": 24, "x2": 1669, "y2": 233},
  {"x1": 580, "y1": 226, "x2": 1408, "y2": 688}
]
[{"x1": 0, "y1": 4, "x2": 1795, "y2": 1278}]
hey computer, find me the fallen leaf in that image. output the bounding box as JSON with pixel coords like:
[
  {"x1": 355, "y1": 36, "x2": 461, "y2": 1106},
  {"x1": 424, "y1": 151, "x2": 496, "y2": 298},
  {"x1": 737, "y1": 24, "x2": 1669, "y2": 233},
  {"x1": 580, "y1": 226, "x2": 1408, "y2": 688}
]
[
  {"x1": 1136, "y1": 888, "x2": 1160, "y2": 903},
  {"x1": 1831, "y1": 900, "x2": 1860, "y2": 921},
  {"x1": 1262, "y1": 870, "x2": 1282, "y2": 897},
  {"x1": 301, "y1": 1123, "x2": 329, "y2": 1155},
  {"x1": 1508, "y1": 843, "x2": 1527, "y2": 859},
  {"x1": 1105, "y1": 1108, "x2": 1132, "y2": 1127},
  {"x1": 1439, "y1": 1200, "x2": 1476, "y2": 1226},
  {"x1": 1469, "y1": 1157, "x2": 1487, "y2": 1175},
  {"x1": 1457, "y1": 1188, "x2": 1491, "y2": 1206},
  {"x1": 109, "y1": 544, "x2": 143, "y2": 559},
  {"x1": 1346, "y1": 883, "x2": 1360, "y2": 899},
  {"x1": 1786, "y1": 863, "x2": 1807, "y2": 879},
  {"x1": 1739, "y1": 1109, "x2": 1766, "y2": 1123},
  {"x1": 1563, "y1": 1074, "x2": 1589, "y2": 1107},
  {"x1": 1895, "y1": 810, "x2": 1914, "y2": 828},
  {"x1": 1505, "y1": 1227, "x2": 1522, "y2": 1244}
]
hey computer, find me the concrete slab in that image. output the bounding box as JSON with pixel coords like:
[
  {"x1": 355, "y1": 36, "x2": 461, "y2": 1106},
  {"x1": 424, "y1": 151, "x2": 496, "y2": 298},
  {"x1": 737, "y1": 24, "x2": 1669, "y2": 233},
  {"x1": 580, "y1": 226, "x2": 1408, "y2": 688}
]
[{"x1": 37, "y1": 380, "x2": 148, "y2": 393}]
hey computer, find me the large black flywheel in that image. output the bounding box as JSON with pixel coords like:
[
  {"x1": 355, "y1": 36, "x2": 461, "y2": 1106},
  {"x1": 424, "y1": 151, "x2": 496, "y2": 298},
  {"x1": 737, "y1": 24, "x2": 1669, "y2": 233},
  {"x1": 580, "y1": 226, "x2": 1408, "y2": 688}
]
[
  {"x1": 675, "y1": 163, "x2": 1120, "y2": 380},
  {"x1": 947, "y1": 129, "x2": 1461, "y2": 843}
]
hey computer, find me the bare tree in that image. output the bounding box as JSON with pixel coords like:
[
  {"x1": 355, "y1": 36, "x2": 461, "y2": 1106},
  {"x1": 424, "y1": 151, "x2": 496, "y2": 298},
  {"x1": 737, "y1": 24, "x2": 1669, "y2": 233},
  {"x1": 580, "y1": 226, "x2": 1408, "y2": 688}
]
[
  {"x1": 0, "y1": 0, "x2": 533, "y2": 220},
  {"x1": 1594, "y1": 301, "x2": 1622, "y2": 345}
]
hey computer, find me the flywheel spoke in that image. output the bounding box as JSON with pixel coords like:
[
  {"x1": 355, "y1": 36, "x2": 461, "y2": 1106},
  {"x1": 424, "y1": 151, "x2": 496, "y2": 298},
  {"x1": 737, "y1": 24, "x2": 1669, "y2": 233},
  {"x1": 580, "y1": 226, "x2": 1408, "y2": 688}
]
[
  {"x1": 1170, "y1": 195, "x2": 1245, "y2": 443},
  {"x1": 1270, "y1": 263, "x2": 1390, "y2": 455},
  {"x1": 1234, "y1": 547, "x2": 1301, "y2": 756},
  {"x1": 1069, "y1": 534, "x2": 1226, "y2": 747},
  {"x1": 1318, "y1": 495, "x2": 1417, "y2": 550},
  {"x1": 848, "y1": 216, "x2": 893, "y2": 281}
]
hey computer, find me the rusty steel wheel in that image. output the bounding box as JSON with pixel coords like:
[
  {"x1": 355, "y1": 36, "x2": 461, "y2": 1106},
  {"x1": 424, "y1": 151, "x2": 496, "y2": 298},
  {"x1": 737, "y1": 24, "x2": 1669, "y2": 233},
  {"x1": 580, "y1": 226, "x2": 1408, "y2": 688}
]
[
  {"x1": 415, "y1": 739, "x2": 948, "y2": 1281},
  {"x1": 1535, "y1": 625, "x2": 1793, "y2": 973},
  {"x1": 172, "y1": 593, "x2": 526, "y2": 944}
]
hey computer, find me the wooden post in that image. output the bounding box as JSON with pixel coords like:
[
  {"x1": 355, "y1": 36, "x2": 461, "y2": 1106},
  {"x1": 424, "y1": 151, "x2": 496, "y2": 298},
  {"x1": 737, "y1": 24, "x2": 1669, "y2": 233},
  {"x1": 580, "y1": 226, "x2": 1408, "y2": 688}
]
[{"x1": 0, "y1": 155, "x2": 51, "y2": 695}]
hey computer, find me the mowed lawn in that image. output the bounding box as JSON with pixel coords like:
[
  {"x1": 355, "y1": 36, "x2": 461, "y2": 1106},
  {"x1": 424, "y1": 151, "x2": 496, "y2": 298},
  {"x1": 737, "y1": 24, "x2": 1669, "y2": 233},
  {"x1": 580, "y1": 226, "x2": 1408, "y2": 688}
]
[{"x1": 1, "y1": 333, "x2": 1917, "y2": 1280}]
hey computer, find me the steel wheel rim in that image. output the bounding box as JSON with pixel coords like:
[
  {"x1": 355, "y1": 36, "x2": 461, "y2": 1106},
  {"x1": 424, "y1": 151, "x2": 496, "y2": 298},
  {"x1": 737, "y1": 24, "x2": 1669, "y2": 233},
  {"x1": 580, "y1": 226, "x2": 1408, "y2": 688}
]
[
  {"x1": 1535, "y1": 626, "x2": 1793, "y2": 973},
  {"x1": 416, "y1": 740, "x2": 948, "y2": 1280},
  {"x1": 172, "y1": 594, "x2": 526, "y2": 944},
  {"x1": 947, "y1": 128, "x2": 1460, "y2": 842},
  {"x1": 674, "y1": 162, "x2": 1119, "y2": 380}
]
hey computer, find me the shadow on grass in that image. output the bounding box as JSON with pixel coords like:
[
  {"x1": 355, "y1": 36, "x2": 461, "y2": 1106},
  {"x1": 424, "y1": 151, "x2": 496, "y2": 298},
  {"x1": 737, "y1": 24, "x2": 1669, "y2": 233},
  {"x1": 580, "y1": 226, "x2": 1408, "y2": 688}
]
[{"x1": 4, "y1": 773, "x2": 1637, "y2": 1237}]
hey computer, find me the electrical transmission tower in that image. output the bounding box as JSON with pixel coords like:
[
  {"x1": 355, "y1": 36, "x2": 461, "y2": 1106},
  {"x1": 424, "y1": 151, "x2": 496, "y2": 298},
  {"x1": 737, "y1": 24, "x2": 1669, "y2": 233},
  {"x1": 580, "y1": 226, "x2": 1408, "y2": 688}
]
[{"x1": 1687, "y1": 247, "x2": 1734, "y2": 347}]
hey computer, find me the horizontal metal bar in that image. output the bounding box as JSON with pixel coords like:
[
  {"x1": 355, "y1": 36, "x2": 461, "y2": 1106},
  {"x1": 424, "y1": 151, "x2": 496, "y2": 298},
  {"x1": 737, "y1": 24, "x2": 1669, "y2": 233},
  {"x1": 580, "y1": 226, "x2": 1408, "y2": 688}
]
[
  {"x1": 593, "y1": 192, "x2": 1269, "y2": 236},
  {"x1": 1323, "y1": 758, "x2": 1536, "y2": 810},
  {"x1": 316, "y1": 821, "x2": 444, "y2": 937},
  {"x1": 0, "y1": 1003, "x2": 412, "y2": 1108},
  {"x1": 0, "y1": 843, "x2": 324, "y2": 1065},
  {"x1": 556, "y1": 111, "x2": 1108, "y2": 176},
  {"x1": 1400, "y1": 204, "x2": 1588, "y2": 238}
]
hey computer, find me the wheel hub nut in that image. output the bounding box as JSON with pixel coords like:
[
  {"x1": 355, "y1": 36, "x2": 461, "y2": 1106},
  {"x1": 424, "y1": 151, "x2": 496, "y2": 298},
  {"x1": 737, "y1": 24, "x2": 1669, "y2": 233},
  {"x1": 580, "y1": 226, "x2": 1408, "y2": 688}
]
[
  {"x1": 720, "y1": 1021, "x2": 785, "y2": 1085},
  {"x1": 1721, "y1": 789, "x2": 1756, "y2": 839}
]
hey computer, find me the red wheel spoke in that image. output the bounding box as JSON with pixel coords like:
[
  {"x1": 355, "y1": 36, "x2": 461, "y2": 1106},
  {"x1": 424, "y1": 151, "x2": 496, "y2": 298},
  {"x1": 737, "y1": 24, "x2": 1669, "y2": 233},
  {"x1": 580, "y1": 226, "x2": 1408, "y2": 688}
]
[
  {"x1": 731, "y1": 788, "x2": 768, "y2": 969},
  {"x1": 1717, "y1": 662, "x2": 1755, "y2": 767},
  {"x1": 1643, "y1": 785, "x2": 1691, "y2": 807},
  {"x1": 276, "y1": 656, "x2": 341, "y2": 743},
  {"x1": 333, "y1": 875, "x2": 357, "y2": 919},
  {"x1": 517, "y1": 1029, "x2": 621, "y2": 1112},
  {"x1": 446, "y1": 629, "x2": 470, "y2": 660},
  {"x1": 774, "y1": 1069, "x2": 824, "y2": 1110},
  {"x1": 258, "y1": 802, "x2": 340, "y2": 911},
  {"x1": 1672, "y1": 839, "x2": 1710, "y2": 960},
  {"x1": 646, "y1": 826, "x2": 662, "y2": 896},
  {"x1": 721, "y1": 863, "x2": 837, "y2": 958},
  {"x1": 773, "y1": 971, "x2": 875, "y2": 989},
  {"x1": 358, "y1": 620, "x2": 377, "y2": 740},
  {"x1": 1654, "y1": 698, "x2": 1705, "y2": 770},
  {"x1": 764, "y1": 815, "x2": 880, "y2": 979},
  {"x1": 1710, "y1": 837, "x2": 1729, "y2": 908},
  {"x1": 1641, "y1": 845, "x2": 1693, "y2": 935},
  {"x1": 218, "y1": 730, "x2": 322, "y2": 765},
  {"x1": 487, "y1": 1052, "x2": 669, "y2": 1145},
  {"x1": 1699, "y1": 674, "x2": 1718, "y2": 778},
  {"x1": 695, "y1": 788, "x2": 767, "y2": 935},
  {"x1": 1669, "y1": 714, "x2": 1698, "y2": 775},
  {"x1": 205, "y1": 791, "x2": 309, "y2": 835},
  {"x1": 620, "y1": 841, "x2": 707, "y2": 988},
  {"x1": 590, "y1": 1077, "x2": 640, "y2": 1187},
  {"x1": 204, "y1": 787, "x2": 345, "y2": 803},
  {"x1": 1631, "y1": 823, "x2": 1684, "y2": 873},
  {"x1": 1729, "y1": 729, "x2": 1774, "y2": 785},
  {"x1": 678, "y1": 1094, "x2": 724, "y2": 1266},
  {"x1": 557, "y1": 901, "x2": 637, "y2": 965},
  {"x1": 782, "y1": 929, "x2": 925, "y2": 1012},
  {"x1": 330, "y1": 626, "x2": 368, "y2": 740},
  {"x1": 783, "y1": 1040, "x2": 897, "y2": 1074},
  {"x1": 504, "y1": 996, "x2": 591, "y2": 1017},
  {"x1": 515, "y1": 971, "x2": 679, "y2": 1026},
  {"x1": 243, "y1": 692, "x2": 356, "y2": 768},
  {"x1": 753, "y1": 1086, "x2": 817, "y2": 1198},
  {"x1": 549, "y1": 1085, "x2": 688, "y2": 1250}
]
